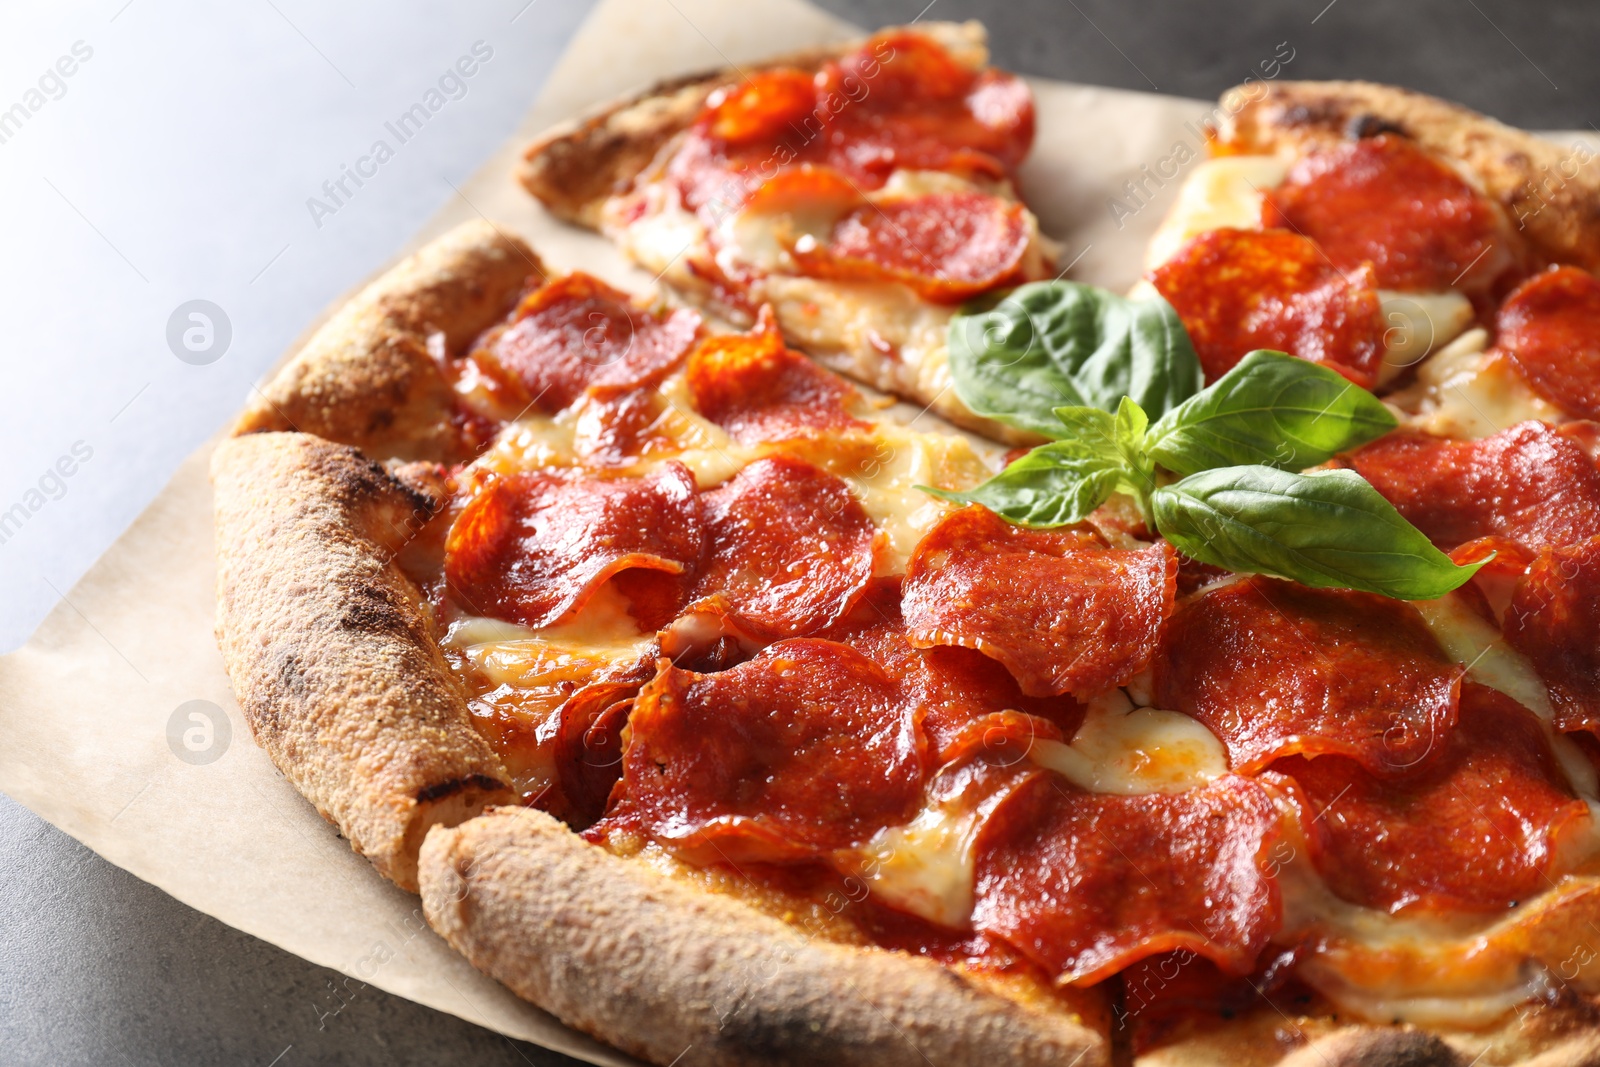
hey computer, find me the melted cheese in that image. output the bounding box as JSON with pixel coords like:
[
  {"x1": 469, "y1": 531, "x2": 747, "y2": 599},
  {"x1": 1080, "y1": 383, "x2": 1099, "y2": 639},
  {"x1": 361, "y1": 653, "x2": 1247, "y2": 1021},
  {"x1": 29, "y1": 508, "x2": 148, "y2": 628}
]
[
  {"x1": 854, "y1": 798, "x2": 988, "y2": 929},
  {"x1": 1144, "y1": 154, "x2": 1288, "y2": 269},
  {"x1": 1146, "y1": 153, "x2": 1474, "y2": 376},
  {"x1": 1415, "y1": 593, "x2": 1600, "y2": 803},
  {"x1": 1028, "y1": 690, "x2": 1229, "y2": 796},
  {"x1": 810, "y1": 422, "x2": 990, "y2": 574},
  {"x1": 1413, "y1": 594, "x2": 1554, "y2": 720},
  {"x1": 1374, "y1": 288, "x2": 1476, "y2": 386},
  {"x1": 1395, "y1": 328, "x2": 1565, "y2": 438},
  {"x1": 444, "y1": 582, "x2": 655, "y2": 688}
]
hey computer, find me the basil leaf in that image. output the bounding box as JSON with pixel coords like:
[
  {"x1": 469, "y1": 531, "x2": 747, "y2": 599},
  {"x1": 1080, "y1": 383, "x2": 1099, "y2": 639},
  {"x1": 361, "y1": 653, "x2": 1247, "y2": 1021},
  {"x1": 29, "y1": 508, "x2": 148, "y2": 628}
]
[
  {"x1": 919, "y1": 438, "x2": 1126, "y2": 527},
  {"x1": 1146, "y1": 350, "x2": 1398, "y2": 475},
  {"x1": 948, "y1": 281, "x2": 1204, "y2": 435},
  {"x1": 1151, "y1": 466, "x2": 1482, "y2": 600}
]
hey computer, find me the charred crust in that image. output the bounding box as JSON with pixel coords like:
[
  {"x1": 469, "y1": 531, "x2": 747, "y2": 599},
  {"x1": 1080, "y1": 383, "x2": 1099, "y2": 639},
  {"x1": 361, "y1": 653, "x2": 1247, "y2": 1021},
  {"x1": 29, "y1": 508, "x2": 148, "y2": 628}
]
[
  {"x1": 416, "y1": 774, "x2": 510, "y2": 804},
  {"x1": 212, "y1": 431, "x2": 513, "y2": 890},
  {"x1": 1347, "y1": 113, "x2": 1409, "y2": 140}
]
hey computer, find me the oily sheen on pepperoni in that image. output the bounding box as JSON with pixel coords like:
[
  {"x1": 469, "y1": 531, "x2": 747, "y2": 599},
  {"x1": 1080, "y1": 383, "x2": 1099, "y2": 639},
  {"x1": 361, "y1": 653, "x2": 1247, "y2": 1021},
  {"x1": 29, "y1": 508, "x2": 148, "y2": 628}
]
[
  {"x1": 606, "y1": 639, "x2": 925, "y2": 863},
  {"x1": 685, "y1": 308, "x2": 867, "y2": 444},
  {"x1": 482, "y1": 273, "x2": 701, "y2": 413},
  {"x1": 901, "y1": 506, "x2": 1176, "y2": 699},
  {"x1": 972, "y1": 773, "x2": 1283, "y2": 983},
  {"x1": 689, "y1": 457, "x2": 878, "y2": 640},
  {"x1": 445, "y1": 463, "x2": 702, "y2": 629},
  {"x1": 793, "y1": 191, "x2": 1032, "y2": 303},
  {"x1": 668, "y1": 31, "x2": 1033, "y2": 215},
  {"x1": 1281, "y1": 684, "x2": 1589, "y2": 914},
  {"x1": 1155, "y1": 577, "x2": 1459, "y2": 776},
  {"x1": 1506, "y1": 537, "x2": 1600, "y2": 734},
  {"x1": 1261, "y1": 134, "x2": 1509, "y2": 295},
  {"x1": 1498, "y1": 266, "x2": 1600, "y2": 421},
  {"x1": 821, "y1": 582, "x2": 1085, "y2": 757},
  {"x1": 1345, "y1": 421, "x2": 1600, "y2": 553},
  {"x1": 1147, "y1": 227, "x2": 1385, "y2": 386}
]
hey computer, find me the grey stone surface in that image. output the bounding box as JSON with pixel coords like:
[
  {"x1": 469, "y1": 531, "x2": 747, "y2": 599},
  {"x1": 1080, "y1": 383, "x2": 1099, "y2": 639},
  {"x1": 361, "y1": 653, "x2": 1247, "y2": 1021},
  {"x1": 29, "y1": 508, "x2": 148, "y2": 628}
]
[{"x1": 3, "y1": 1, "x2": 1593, "y2": 1065}]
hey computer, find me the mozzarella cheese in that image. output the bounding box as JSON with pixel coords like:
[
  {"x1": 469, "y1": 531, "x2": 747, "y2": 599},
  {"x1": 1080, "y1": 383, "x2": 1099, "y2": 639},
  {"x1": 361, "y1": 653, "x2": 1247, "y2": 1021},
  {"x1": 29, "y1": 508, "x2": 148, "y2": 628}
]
[
  {"x1": 854, "y1": 798, "x2": 990, "y2": 930},
  {"x1": 1144, "y1": 154, "x2": 1288, "y2": 270},
  {"x1": 1393, "y1": 328, "x2": 1566, "y2": 438},
  {"x1": 1029, "y1": 689, "x2": 1229, "y2": 796}
]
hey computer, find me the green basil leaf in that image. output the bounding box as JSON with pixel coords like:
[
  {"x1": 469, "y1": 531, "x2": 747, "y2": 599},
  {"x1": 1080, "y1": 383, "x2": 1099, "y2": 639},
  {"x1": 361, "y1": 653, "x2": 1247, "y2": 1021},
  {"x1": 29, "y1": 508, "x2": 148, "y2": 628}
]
[
  {"x1": 1146, "y1": 350, "x2": 1398, "y2": 475},
  {"x1": 919, "y1": 438, "x2": 1127, "y2": 528},
  {"x1": 1151, "y1": 466, "x2": 1482, "y2": 600},
  {"x1": 947, "y1": 281, "x2": 1204, "y2": 435}
]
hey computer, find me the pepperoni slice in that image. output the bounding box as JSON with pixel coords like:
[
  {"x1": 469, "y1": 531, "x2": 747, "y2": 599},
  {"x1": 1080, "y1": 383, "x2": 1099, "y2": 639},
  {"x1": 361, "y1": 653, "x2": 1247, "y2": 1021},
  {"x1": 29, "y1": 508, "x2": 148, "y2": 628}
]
[
  {"x1": 688, "y1": 457, "x2": 878, "y2": 640},
  {"x1": 1261, "y1": 134, "x2": 1511, "y2": 295},
  {"x1": 705, "y1": 68, "x2": 817, "y2": 145},
  {"x1": 685, "y1": 307, "x2": 867, "y2": 443},
  {"x1": 821, "y1": 582, "x2": 1085, "y2": 757},
  {"x1": 445, "y1": 463, "x2": 703, "y2": 629},
  {"x1": 668, "y1": 32, "x2": 1033, "y2": 215},
  {"x1": 901, "y1": 506, "x2": 1177, "y2": 699},
  {"x1": 1345, "y1": 421, "x2": 1600, "y2": 553},
  {"x1": 1505, "y1": 536, "x2": 1600, "y2": 734},
  {"x1": 1497, "y1": 266, "x2": 1600, "y2": 420},
  {"x1": 551, "y1": 670, "x2": 653, "y2": 828},
  {"x1": 1155, "y1": 577, "x2": 1460, "y2": 777},
  {"x1": 480, "y1": 273, "x2": 701, "y2": 413},
  {"x1": 605, "y1": 639, "x2": 926, "y2": 863},
  {"x1": 1280, "y1": 684, "x2": 1590, "y2": 914},
  {"x1": 569, "y1": 386, "x2": 673, "y2": 467},
  {"x1": 1147, "y1": 227, "x2": 1385, "y2": 385},
  {"x1": 972, "y1": 773, "x2": 1283, "y2": 983},
  {"x1": 793, "y1": 192, "x2": 1032, "y2": 303}
]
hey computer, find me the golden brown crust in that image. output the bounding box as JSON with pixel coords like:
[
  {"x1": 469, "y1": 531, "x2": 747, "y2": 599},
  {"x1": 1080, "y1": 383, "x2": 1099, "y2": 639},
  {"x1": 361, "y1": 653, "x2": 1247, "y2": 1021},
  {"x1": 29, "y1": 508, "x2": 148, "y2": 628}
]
[
  {"x1": 518, "y1": 41, "x2": 865, "y2": 226},
  {"x1": 1215, "y1": 80, "x2": 1600, "y2": 272},
  {"x1": 419, "y1": 807, "x2": 1108, "y2": 1067},
  {"x1": 234, "y1": 220, "x2": 540, "y2": 463},
  {"x1": 212, "y1": 432, "x2": 513, "y2": 891}
]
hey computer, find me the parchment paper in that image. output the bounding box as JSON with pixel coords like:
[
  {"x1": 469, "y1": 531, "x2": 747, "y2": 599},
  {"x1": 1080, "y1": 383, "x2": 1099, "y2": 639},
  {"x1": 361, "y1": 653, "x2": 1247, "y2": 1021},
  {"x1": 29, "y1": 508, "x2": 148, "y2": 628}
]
[{"x1": 4, "y1": 0, "x2": 1586, "y2": 1060}]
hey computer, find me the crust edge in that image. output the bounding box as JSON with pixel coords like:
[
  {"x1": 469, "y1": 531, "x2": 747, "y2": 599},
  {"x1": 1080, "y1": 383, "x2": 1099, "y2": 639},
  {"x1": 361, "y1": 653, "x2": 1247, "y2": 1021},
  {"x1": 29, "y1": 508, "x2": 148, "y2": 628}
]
[
  {"x1": 234, "y1": 219, "x2": 541, "y2": 464},
  {"x1": 419, "y1": 806, "x2": 1109, "y2": 1067},
  {"x1": 211, "y1": 431, "x2": 514, "y2": 891}
]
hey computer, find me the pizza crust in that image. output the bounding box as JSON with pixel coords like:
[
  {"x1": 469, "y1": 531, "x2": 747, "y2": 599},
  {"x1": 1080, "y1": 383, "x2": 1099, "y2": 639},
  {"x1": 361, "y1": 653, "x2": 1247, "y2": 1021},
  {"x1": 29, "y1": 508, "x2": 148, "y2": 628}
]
[
  {"x1": 1214, "y1": 80, "x2": 1600, "y2": 272},
  {"x1": 235, "y1": 219, "x2": 540, "y2": 463},
  {"x1": 212, "y1": 431, "x2": 514, "y2": 891},
  {"x1": 418, "y1": 806, "x2": 1108, "y2": 1067}
]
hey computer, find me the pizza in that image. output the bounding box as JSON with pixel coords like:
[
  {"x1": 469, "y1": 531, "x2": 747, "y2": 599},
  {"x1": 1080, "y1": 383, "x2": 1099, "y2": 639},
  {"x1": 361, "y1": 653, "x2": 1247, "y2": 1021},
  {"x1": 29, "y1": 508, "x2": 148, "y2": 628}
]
[{"x1": 212, "y1": 21, "x2": 1600, "y2": 1067}]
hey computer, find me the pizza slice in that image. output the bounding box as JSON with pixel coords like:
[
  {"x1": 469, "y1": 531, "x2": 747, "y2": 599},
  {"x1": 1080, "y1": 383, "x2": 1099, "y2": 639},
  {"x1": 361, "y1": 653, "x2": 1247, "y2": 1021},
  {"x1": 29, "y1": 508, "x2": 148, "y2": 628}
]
[{"x1": 519, "y1": 21, "x2": 1054, "y2": 441}]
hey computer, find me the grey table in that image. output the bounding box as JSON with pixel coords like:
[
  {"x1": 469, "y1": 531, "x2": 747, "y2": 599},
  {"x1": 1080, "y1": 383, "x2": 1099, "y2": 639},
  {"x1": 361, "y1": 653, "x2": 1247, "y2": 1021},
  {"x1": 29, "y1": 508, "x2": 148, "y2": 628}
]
[{"x1": 1, "y1": 0, "x2": 1591, "y2": 1063}]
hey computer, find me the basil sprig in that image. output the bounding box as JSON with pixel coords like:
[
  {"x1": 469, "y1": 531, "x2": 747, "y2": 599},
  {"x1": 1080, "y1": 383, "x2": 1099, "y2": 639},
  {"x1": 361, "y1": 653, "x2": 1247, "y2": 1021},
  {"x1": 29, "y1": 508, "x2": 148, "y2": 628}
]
[
  {"x1": 929, "y1": 283, "x2": 1483, "y2": 601},
  {"x1": 948, "y1": 281, "x2": 1203, "y2": 434}
]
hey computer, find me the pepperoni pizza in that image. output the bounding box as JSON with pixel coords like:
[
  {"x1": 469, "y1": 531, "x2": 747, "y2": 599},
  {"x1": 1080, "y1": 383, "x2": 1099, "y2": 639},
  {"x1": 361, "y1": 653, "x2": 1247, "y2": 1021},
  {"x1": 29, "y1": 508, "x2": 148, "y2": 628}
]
[{"x1": 215, "y1": 25, "x2": 1600, "y2": 1067}]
